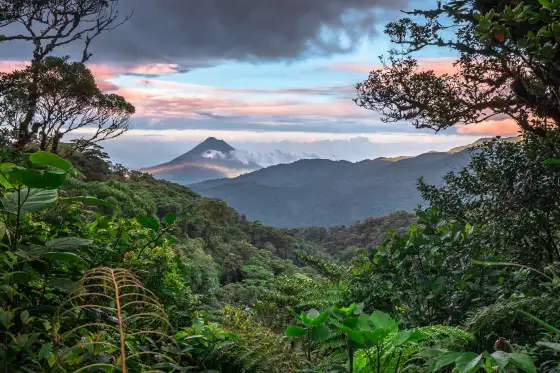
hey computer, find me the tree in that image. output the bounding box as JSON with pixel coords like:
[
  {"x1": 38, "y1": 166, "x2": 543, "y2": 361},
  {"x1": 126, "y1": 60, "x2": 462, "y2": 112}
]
[
  {"x1": 419, "y1": 135, "x2": 560, "y2": 267},
  {"x1": 354, "y1": 0, "x2": 560, "y2": 136},
  {"x1": 0, "y1": 56, "x2": 134, "y2": 154},
  {"x1": 0, "y1": 0, "x2": 129, "y2": 149}
]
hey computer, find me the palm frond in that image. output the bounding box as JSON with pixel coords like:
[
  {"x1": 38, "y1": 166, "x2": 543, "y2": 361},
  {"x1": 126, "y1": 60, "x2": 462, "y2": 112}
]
[{"x1": 56, "y1": 267, "x2": 181, "y2": 372}]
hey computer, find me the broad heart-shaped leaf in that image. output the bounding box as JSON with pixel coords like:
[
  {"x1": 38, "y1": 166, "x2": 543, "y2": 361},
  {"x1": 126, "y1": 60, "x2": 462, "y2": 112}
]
[
  {"x1": 45, "y1": 237, "x2": 92, "y2": 251},
  {"x1": 311, "y1": 324, "x2": 330, "y2": 342},
  {"x1": 392, "y1": 330, "x2": 418, "y2": 347},
  {"x1": 432, "y1": 352, "x2": 463, "y2": 372},
  {"x1": 370, "y1": 311, "x2": 396, "y2": 329},
  {"x1": 137, "y1": 215, "x2": 160, "y2": 230},
  {"x1": 163, "y1": 213, "x2": 177, "y2": 225},
  {"x1": 490, "y1": 351, "x2": 511, "y2": 371},
  {"x1": 3, "y1": 188, "x2": 58, "y2": 215},
  {"x1": 285, "y1": 325, "x2": 307, "y2": 337},
  {"x1": 363, "y1": 328, "x2": 391, "y2": 343},
  {"x1": 7, "y1": 167, "x2": 66, "y2": 190},
  {"x1": 0, "y1": 163, "x2": 17, "y2": 189},
  {"x1": 309, "y1": 310, "x2": 329, "y2": 326},
  {"x1": 343, "y1": 317, "x2": 360, "y2": 329},
  {"x1": 455, "y1": 352, "x2": 482, "y2": 373},
  {"x1": 42, "y1": 252, "x2": 89, "y2": 268},
  {"x1": 348, "y1": 330, "x2": 365, "y2": 344},
  {"x1": 29, "y1": 151, "x2": 74, "y2": 173},
  {"x1": 508, "y1": 353, "x2": 536, "y2": 373},
  {"x1": 58, "y1": 196, "x2": 115, "y2": 210}
]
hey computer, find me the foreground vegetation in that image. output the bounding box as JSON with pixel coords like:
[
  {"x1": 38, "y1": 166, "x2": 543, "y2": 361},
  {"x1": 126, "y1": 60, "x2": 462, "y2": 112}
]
[{"x1": 1, "y1": 0, "x2": 560, "y2": 372}]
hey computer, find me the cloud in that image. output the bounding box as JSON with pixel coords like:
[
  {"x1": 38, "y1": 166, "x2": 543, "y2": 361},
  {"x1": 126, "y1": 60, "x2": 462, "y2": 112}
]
[
  {"x1": 331, "y1": 57, "x2": 458, "y2": 76},
  {"x1": 456, "y1": 119, "x2": 520, "y2": 136},
  {"x1": 136, "y1": 79, "x2": 355, "y2": 97},
  {"x1": 235, "y1": 149, "x2": 321, "y2": 167},
  {"x1": 87, "y1": 130, "x2": 482, "y2": 169},
  {"x1": 0, "y1": 0, "x2": 409, "y2": 65},
  {"x1": 0, "y1": 60, "x2": 185, "y2": 92}
]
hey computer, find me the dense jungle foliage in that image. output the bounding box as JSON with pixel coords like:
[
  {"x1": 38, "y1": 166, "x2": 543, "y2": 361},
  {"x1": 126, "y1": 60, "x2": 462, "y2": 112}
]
[{"x1": 1, "y1": 0, "x2": 560, "y2": 372}]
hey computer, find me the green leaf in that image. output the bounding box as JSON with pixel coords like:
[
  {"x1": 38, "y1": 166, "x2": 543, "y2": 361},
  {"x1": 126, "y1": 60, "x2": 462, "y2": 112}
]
[
  {"x1": 137, "y1": 215, "x2": 159, "y2": 230},
  {"x1": 431, "y1": 349, "x2": 463, "y2": 372},
  {"x1": 537, "y1": 341, "x2": 560, "y2": 351},
  {"x1": 538, "y1": 0, "x2": 552, "y2": 7},
  {"x1": 544, "y1": 157, "x2": 560, "y2": 165},
  {"x1": 38, "y1": 342, "x2": 53, "y2": 360},
  {"x1": 392, "y1": 330, "x2": 412, "y2": 346},
  {"x1": 311, "y1": 324, "x2": 330, "y2": 342},
  {"x1": 370, "y1": 311, "x2": 396, "y2": 329},
  {"x1": 490, "y1": 351, "x2": 511, "y2": 371},
  {"x1": 58, "y1": 196, "x2": 116, "y2": 210},
  {"x1": 163, "y1": 213, "x2": 177, "y2": 225},
  {"x1": 7, "y1": 167, "x2": 66, "y2": 190},
  {"x1": 9, "y1": 271, "x2": 36, "y2": 284},
  {"x1": 4, "y1": 188, "x2": 58, "y2": 215},
  {"x1": 29, "y1": 151, "x2": 73, "y2": 173},
  {"x1": 0, "y1": 163, "x2": 16, "y2": 189},
  {"x1": 306, "y1": 309, "x2": 320, "y2": 319},
  {"x1": 0, "y1": 219, "x2": 5, "y2": 239},
  {"x1": 309, "y1": 310, "x2": 329, "y2": 326},
  {"x1": 45, "y1": 237, "x2": 92, "y2": 251},
  {"x1": 509, "y1": 353, "x2": 536, "y2": 373},
  {"x1": 455, "y1": 352, "x2": 482, "y2": 373},
  {"x1": 285, "y1": 325, "x2": 307, "y2": 337},
  {"x1": 42, "y1": 252, "x2": 89, "y2": 268},
  {"x1": 348, "y1": 330, "x2": 365, "y2": 344}
]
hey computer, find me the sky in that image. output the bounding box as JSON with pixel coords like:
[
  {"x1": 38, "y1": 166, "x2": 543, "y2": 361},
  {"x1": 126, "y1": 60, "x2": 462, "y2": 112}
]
[{"x1": 0, "y1": 0, "x2": 520, "y2": 168}]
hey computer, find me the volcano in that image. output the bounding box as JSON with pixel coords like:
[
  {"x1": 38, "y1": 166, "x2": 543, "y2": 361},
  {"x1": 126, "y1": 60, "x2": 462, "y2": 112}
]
[{"x1": 142, "y1": 137, "x2": 261, "y2": 185}]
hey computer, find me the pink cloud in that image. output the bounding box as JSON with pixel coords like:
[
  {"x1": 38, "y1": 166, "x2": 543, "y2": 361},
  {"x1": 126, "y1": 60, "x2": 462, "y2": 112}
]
[
  {"x1": 137, "y1": 78, "x2": 354, "y2": 96},
  {"x1": 457, "y1": 118, "x2": 520, "y2": 136},
  {"x1": 0, "y1": 60, "x2": 183, "y2": 93},
  {"x1": 110, "y1": 83, "x2": 365, "y2": 120},
  {"x1": 332, "y1": 57, "x2": 458, "y2": 76}
]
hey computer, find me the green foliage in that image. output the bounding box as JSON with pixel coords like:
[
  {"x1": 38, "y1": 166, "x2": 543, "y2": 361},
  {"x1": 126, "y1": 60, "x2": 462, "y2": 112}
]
[{"x1": 419, "y1": 135, "x2": 560, "y2": 268}]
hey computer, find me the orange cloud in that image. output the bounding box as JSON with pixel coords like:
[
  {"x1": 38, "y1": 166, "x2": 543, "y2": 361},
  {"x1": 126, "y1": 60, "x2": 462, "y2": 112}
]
[
  {"x1": 112, "y1": 86, "x2": 364, "y2": 119},
  {"x1": 332, "y1": 57, "x2": 458, "y2": 76},
  {"x1": 457, "y1": 118, "x2": 520, "y2": 136}
]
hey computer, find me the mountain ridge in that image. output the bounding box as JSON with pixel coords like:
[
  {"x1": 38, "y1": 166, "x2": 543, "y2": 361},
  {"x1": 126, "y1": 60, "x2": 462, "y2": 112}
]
[
  {"x1": 141, "y1": 137, "x2": 261, "y2": 185},
  {"x1": 189, "y1": 137, "x2": 519, "y2": 227}
]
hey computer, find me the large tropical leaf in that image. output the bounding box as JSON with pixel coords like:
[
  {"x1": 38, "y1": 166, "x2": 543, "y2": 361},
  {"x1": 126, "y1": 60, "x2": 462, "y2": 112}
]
[
  {"x1": 3, "y1": 188, "x2": 58, "y2": 215},
  {"x1": 29, "y1": 151, "x2": 74, "y2": 173}
]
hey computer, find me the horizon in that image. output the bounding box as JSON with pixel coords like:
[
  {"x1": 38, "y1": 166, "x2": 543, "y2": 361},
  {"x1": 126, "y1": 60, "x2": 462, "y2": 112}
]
[{"x1": 0, "y1": 0, "x2": 521, "y2": 168}]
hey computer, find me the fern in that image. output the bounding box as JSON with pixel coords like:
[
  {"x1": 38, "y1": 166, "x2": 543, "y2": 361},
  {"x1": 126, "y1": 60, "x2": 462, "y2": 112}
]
[
  {"x1": 464, "y1": 295, "x2": 560, "y2": 346},
  {"x1": 217, "y1": 306, "x2": 304, "y2": 373},
  {"x1": 354, "y1": 325, "x2": 473, "y2": 373},
  {"x1": 56, "y1": 267, "x2": 180, "y2": 372}
]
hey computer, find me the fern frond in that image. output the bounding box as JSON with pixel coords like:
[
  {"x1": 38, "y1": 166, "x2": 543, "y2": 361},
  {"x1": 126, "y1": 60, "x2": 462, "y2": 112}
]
[{"x1": 57, "y1": 267, "x2": 180, "y2": 372}]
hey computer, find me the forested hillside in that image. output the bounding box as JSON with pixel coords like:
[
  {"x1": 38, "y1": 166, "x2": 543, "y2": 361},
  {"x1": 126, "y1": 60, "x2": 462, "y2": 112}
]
[
  {"x1": 190, "y1": 148, "x2": 472, "y2": 227},
  {"x1": 1, "y1": 0, "x2": 560, "y2": 373}
]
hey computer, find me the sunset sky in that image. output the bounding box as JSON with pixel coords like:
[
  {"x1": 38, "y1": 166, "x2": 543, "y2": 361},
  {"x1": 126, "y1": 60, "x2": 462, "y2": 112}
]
[{"x1": 0, "y1": 0, "x2": 520, "y2": 168}]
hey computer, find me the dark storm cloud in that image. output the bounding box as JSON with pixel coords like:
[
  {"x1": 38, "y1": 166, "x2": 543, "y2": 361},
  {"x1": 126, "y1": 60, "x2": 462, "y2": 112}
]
[{"x1": 0, "y1": 0, "x2": 409, "y2": 65}]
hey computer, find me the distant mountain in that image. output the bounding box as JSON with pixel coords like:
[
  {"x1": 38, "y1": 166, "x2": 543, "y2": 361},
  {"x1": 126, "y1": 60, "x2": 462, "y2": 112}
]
[
  {"x1": 190, "y1": 137, "x2": 518, "y2": 228},
  {"x1": 142, "y1": 137, "x2": 261, "y2": 185}
]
